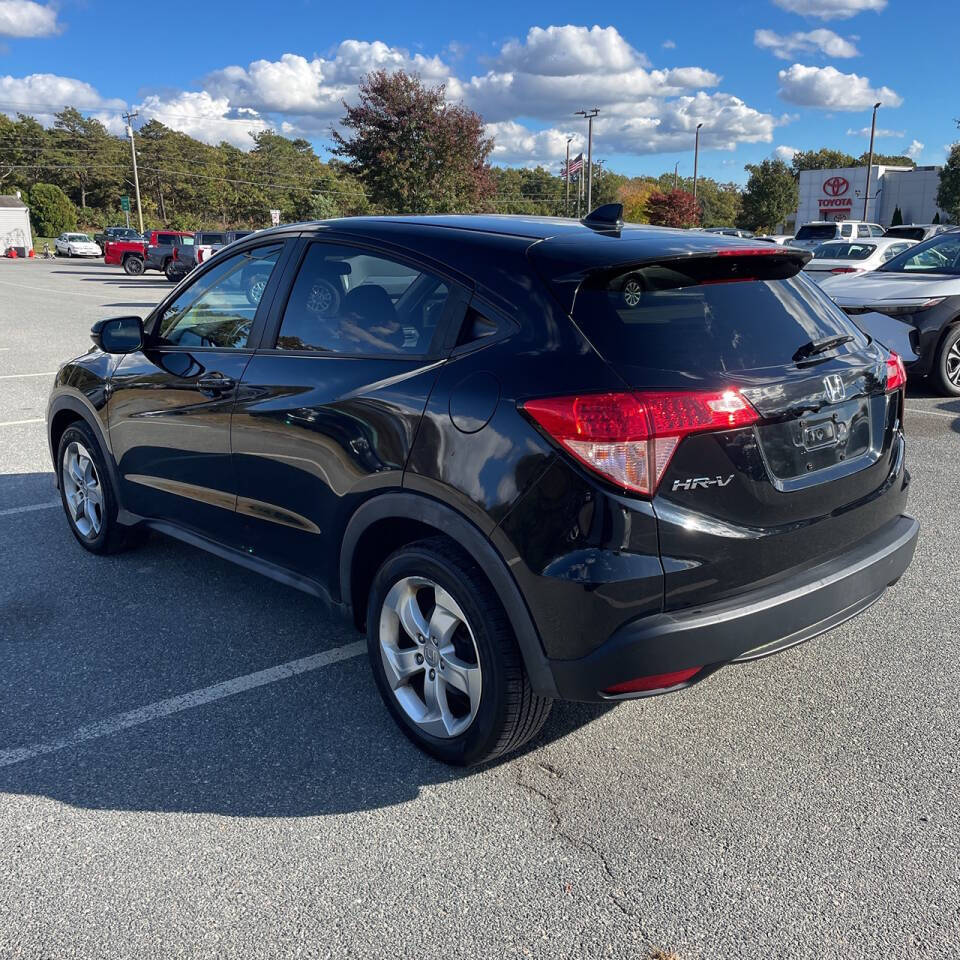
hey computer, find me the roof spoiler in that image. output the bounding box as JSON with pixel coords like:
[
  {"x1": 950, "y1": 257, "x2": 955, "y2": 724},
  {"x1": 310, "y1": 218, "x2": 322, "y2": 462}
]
[{"x1": 582, "y1": 203, "x2": 624, "y2": 232}]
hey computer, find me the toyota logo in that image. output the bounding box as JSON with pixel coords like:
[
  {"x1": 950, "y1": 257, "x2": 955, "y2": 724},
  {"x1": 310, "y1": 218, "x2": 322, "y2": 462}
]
[{"x1": 823, "y1": 176, "x2": 850, "y2": 197}]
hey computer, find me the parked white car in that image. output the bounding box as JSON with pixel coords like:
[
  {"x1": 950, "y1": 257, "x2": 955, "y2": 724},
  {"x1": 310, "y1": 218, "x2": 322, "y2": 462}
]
[
  {"x1": 803, "y1": 238, "x2": 916, "y2": 285},
  {"x1": 791, "y1": 220, "x2": 885, "y2": 251},
  {"x1": 55, "y1": 233, "x2": 102, "y2": 257}
]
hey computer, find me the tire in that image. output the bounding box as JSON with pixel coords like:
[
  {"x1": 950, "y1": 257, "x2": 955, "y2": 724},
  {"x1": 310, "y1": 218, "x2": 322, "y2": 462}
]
[
  {"x1": 56, "y1": 420, "x2": 134, "y2": 555},
  {"x1": 933, "y1": 324, "x2": 960, "y2": 396},
  {"x1": 164, "y1": 260, "x2": 179, "y2": 282},
  {"x1": 366, "y1": 537, "x2": 552, "y2": 766},
  {"x1": 123, "y1": 256, "x2": 144, "y2": 276},
  {"x1": 245, "y1": 271, "x2": 269, "y2": 306}
]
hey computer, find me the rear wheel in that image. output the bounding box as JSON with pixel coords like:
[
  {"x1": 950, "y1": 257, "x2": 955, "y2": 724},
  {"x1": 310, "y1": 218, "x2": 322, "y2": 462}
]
[
  {"x1": 57, "y1": 421, "x2": 134, "y2": 554},
  {"x1": 164, "y1": 259, "x2": 178, "y2": 282},
  {"x1": 934, "y1": 324, "x2": 960, "y2": 396},
  {"x1": 123, "y1": 255, "x2": 144, "y2": 276},
  {"x1": 366, "y1": 538, "x2": 552, "y2": 766}
]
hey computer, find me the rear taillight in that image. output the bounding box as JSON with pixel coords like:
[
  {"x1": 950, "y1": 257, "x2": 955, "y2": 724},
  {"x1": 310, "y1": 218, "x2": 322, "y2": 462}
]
[
  {"x1": 521, "y1": 389, "x2": 759, "y2": 497},
  {"x1": 604, "y1": 667, "x2": 702, "y2": 696},
  {"x1": 830, "y1": 267, "x2": 861, "y2": 274},
  {"x1": 885, "y1": 351, "x2": 907, "y2": 393}
]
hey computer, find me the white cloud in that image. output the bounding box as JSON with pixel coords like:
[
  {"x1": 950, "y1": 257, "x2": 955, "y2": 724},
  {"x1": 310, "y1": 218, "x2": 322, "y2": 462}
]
[
  {"x1": 771, "y1": 0, "x2": 886, "y2": 20},
  {"x1": 777, "y1": 63, "x2": 901, "y2": 110},
  {"x1": 846, "y1": 126, "x2": 904, "y2": 137},
  {"x1": 496, "y1": 25, "x2": 649, "y2": 75},
  {"x1": 775, "y1": 144, "x2": 799, "y2": 160},
  {"x1": 662, "y1": 39, "x2": 676, "y2": 49},
  {"x1": 135, "y1": 91, "x2": 269, "y2": 148},
  {"x1": 0, "y1": 0, "x2": 58, "y2": 37},
  {"x1": 485, "y1": 120, "x2": 583, "y2": 166},
  {"x1": 754, "y1": 28, "x2": 859, "y2": 59},
  {"x1": 905, "y1": 139, "x2": 923, "y2": 160},
  {"x1": 0, "y1": 73, "x2": 125, "y2": 123}
]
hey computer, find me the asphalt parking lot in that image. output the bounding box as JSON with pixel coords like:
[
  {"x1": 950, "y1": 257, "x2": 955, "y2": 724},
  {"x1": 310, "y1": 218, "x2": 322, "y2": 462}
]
[{"x1": 1, "y1": 257, "x2": 958, "y2": 959}]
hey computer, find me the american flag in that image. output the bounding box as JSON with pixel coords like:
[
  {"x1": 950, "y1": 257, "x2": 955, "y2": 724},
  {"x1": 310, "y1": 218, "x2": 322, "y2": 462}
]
[{"x1": 563, "y1": 153, "x2": 584, "y2": 178}]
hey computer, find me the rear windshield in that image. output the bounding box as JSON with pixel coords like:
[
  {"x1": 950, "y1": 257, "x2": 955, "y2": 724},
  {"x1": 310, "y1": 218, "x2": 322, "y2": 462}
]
[
  {"x1": 571, "y1": 262, "x2": 865, "y2": 374},
  {"x1": 795, "y1": 225, "x2": 837, "y2": 241},
  {"x1": 884, "y1": 227, "x2": 925, "y2": 241},
  {"x1": 199, "y1": 232, "x2": 225, "y2": 244},
  {"x1": 813, "y1": 243, "x2": 874, "y2": 260}
]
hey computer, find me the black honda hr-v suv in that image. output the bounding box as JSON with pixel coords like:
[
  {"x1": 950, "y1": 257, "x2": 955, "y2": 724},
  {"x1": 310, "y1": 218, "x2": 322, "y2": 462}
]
[{"x1": 47, "y1": 208, "x2": 919, "y2": 765}]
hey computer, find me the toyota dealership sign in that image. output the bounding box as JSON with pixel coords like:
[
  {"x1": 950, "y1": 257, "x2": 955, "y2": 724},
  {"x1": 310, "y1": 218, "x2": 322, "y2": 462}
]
[{"x1": 818, "y1": 175, "x2": 853, "y2": 220}]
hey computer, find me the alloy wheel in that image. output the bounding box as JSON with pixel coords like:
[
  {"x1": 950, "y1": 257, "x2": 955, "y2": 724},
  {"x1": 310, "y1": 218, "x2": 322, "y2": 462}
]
[
  {"x1": 378, "y1": 576, "x2": 482, "y2": 738},
  {"x1": 61, "y1": 441, "x2": 104, "y2": 539},
  {"x1": 946, "y1": 339, "x2": 960, "y2": 387}
]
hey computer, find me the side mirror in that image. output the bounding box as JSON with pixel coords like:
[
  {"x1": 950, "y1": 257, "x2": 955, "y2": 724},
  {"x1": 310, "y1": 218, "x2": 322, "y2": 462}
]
[{"x1": 91, "y1": 316, "x2": 144, "y2": 354}]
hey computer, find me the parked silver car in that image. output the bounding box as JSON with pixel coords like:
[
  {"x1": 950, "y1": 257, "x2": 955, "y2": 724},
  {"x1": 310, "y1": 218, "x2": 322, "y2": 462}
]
[{"x1": 803, "y1": 238, "x2": 916, "y2": 285}]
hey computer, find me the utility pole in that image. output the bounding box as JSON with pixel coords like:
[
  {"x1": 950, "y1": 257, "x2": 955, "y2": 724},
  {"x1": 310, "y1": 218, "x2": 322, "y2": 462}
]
[
  {"x1": 575, "y1": 108, "x2": 599, "y2": 212},
  {"x1": 862, "y1": 101, "x2": 881, "y2": 221},
  {"x1": 673, "y1": 161, "x2": 679, "y2": 190},
  {"x1": 693, "y1": 122, "x2": 703, "y2": 200},
  {"x1": 123, "y1": 110, "x2": 144, "y2": 235},
  {"x1": 565, "y1": 137, "x2": 572, "y2": 217}
]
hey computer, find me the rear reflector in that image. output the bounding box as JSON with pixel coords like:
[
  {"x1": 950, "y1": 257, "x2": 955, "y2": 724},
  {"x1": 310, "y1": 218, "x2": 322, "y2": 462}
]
[
  {"x1": 604, "y1": 667, "x2": 701, "y2": 696},
  {"x1": 522, "y1": 390, "x2": 758, "y2": 497},
  {"x1": 885, "y1": 351, "x2": 907, "y2": 393}
]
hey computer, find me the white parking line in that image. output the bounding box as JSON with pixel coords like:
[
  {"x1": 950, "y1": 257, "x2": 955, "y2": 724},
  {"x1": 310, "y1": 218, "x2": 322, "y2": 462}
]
[
  {"x1": 0, "y1": 641, "x2": 367, "y2": 768},
  {"x1": 0, "y1": 501, "x2": 60, "y2": 517},
  {"x1": 0, "y1": 372, "x2": 55, "y2": 380},
  {"x1": 0, "y1": 417, "x2": 44, "y2": 427},
  {"x1": 0, "y1": 278, "x2": 112, "y2": 300},
  {"x1": 905, "y1": 407, "x2": 958, "y2": 420}
]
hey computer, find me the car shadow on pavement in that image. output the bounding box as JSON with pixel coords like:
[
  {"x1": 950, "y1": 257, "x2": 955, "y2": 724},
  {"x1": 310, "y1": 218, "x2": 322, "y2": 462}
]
[{"x1": 0, "y1": 472, "x2": 614, "y2": 817}]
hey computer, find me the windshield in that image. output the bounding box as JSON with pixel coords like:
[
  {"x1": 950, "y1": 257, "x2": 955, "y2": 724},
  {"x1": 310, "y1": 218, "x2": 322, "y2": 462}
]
[
  {"x1": 813, "y1": 243, "x2": 875, "y2": 260},
  {"x1": 571, "y1": 262, "x2": 865, "y2": 375},
  {"x1": 795, "y1": 225, "x2": 837, "y2": 241},
  {"x1": 879, "y1": 233, "x2": 960, "y2": 275},
  {"x1": 68, "y1": 234, "x2": 91, "y2": 241}
]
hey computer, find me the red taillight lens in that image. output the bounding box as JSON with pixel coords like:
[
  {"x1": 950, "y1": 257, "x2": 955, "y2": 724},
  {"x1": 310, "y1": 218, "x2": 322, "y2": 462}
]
[
  {"x1": 604, "y1": 667, "x2": 702, "y2": 696},
  {"x1": 885, "y1": 351, "x2": 907, "y2": 393},
  {"x1": 830, "y1": 267, "x2": 860, "y2": 274},
  {"x1": 521, "y1": 389, "x2": 758, "y2": 497}
]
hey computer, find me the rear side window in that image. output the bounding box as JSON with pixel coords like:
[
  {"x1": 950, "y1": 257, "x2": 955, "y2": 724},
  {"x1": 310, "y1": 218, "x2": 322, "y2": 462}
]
[
  {"x1": 157, "y1": 233, "x2": 175, "y2": 245},
  {"x1": 571, "y1": 262, "x2": 865, "y2": 374},
  {"x1": 840, "y1": 224, "x2": 853, "y2": 237},
  {"x1": 276, "y1": 242, "x2": 450, "y2": 356}
]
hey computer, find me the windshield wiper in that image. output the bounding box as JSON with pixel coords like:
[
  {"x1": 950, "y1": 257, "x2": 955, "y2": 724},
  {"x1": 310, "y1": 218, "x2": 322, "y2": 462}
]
[{"x1": 792, "y1": 334, "x2": 854, "y2": 363}]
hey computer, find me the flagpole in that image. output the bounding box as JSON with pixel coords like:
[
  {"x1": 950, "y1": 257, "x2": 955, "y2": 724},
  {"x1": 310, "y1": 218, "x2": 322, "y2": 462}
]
[{"x1": 565, "y1": 138, "x2": 571, "y2": 217}]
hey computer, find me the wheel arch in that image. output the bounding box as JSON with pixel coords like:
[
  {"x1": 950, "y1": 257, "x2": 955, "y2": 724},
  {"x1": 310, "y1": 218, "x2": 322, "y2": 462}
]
[
  {"x1": 341, "y1": 492, "x2": 558, "y2": 698},
  {"x1": 47, "y1": 394, "x2": 121, "y2": 500}
]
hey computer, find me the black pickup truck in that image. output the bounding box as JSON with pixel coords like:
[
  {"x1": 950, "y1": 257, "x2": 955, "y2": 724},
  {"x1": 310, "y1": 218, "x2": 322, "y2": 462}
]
[{"x1": 167, "y1": 229, "x2": 254, "y2": 280}]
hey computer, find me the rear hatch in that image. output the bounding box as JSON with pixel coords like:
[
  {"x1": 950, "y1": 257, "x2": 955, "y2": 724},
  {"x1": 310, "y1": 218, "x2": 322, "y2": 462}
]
[{"x1": 532, "y1": 242, "x2": 908, "y2": 612}]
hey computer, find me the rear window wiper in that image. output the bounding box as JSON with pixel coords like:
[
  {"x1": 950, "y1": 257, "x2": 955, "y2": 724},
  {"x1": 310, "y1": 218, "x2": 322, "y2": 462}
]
[{"x1": 792, "y1": 334, "x2": 854, "y2": 362}]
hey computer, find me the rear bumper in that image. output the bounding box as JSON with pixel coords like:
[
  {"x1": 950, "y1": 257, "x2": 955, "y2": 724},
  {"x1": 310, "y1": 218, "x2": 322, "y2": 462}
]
[{"x1": 547, "y1": 513, "x2": 919, "y2": 702}]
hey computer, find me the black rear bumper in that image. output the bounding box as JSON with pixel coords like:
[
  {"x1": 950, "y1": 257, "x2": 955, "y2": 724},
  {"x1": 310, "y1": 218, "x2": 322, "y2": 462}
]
[{"x1": 547, "y1": 513, "x2": 919, "y2": 702}]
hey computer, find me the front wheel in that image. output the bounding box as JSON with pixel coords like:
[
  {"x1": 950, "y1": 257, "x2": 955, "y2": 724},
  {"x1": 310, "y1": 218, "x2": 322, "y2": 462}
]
[
  {"x1": 934, "y1": 324, "x2": 960, "y2": 396},
  {"x1": 366, "y1": 538, "x2": 552, "y2": 765},
  {"x1": 123, "y1": 256, "x2": 144, "y2": 276}
]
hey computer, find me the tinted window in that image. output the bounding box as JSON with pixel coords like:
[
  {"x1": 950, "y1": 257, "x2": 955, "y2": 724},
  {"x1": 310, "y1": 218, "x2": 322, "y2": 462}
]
[
  {"x1": 571, "y1": 264, "x2": 864, "y2": 374},
  {"x1": 840, "y1": 224, "x2": 853, "y2": 237},
  {"x1": 276, "y1": 243, "x2": 450, "y2": 355},
  {"x1": 795, "y1": 225, "x2": 837, "y2": 241},
  {"x1": 157, "y1": 244, "x2": 281, "y2": 348},
  {"x1": 880, "y1": 234, "x2": 960, "y2": 275},
  {"x1": 885, "y1": 227, "x2": 926, "y2": 241},
  {"x1": 199, "y1": 232, "x2": 225, "y2": 245},
  {"x1": 813, "y1": 243, "x2": 874, "y2": 260},
  {"x1": 157, "y1": 233, "x2": 175, "y2": 245}
]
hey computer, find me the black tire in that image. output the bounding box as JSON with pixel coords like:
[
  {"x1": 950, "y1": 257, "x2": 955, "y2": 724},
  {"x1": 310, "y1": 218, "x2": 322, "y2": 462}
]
[
  {"x1": 933, "y1": 323, "x2": 960, "y2": 396},
  {"x1": 123, "y1": 255, "x2": 144, "y2": 276},
  {"x1": 245, "y1": 271, "x2": 269, "y2": 305},
  {"x1": 56, "y1": 420, "x2": 135, "y2": 555},
  {"x1": 164, "y1": 260, "x2": 179, "y2": 282},
  {"x1": 366, "y1": 537, "x2": 552, "y2": 766}
]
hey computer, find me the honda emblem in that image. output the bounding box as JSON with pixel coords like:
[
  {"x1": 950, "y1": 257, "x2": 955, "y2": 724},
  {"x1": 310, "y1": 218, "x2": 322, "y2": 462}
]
[{"x1": 823, "y1": 374, "x2": 845, "y2": 403}]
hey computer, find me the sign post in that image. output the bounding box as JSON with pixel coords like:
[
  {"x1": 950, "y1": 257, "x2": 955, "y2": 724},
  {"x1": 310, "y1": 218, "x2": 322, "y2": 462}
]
[{"x1": 120, "y1": 195, "x2": 131, "y2": 229}]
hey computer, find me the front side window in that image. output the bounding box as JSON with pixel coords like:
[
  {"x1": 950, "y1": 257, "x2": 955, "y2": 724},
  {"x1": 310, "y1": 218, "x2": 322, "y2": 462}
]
[
  {"x1": 881, "y1": 234, "x2": 960, "y2": 275},
  {"x1": 276, "y1": 242, "x2": 450, "y2": 355},
  {"x1": 157, "y1": 244, "x2": 282, "y2": 349}
]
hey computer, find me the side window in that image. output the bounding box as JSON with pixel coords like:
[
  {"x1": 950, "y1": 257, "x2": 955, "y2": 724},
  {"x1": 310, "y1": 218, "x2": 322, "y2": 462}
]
[
  {"x1": 857, "y1": 224, "x2": 870, "y2": 238},
  {"x1": 276, "y1": 242, "x2": 451, "y2": 355},
  {"x1": 157, "y1": 233, "x2": 173, "y2": 245},
  {"x1": 840, "y1": 224, "x2": 853, "y2": 237},
  {"x1": 157, "y1": 244, "x2": 282, "y2": 349},
  {"x1": 872, "y1": 225, "x2": 885, "y2": 237}
]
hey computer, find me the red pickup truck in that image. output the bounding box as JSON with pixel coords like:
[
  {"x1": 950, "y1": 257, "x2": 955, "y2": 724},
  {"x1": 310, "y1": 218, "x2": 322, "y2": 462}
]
[{"x1": 104, "y1": 230, "x2": 194, "y2": 279}]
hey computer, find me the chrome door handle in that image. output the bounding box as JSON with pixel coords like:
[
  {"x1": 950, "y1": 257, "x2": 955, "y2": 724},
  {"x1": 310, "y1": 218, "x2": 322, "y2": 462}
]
[{"x1": 196, "y1": 373, "x2": 236, "y2": 393}]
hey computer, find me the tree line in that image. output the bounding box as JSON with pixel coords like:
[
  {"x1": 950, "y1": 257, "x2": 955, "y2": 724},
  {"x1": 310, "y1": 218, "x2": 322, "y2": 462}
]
[{"x1": 3, "y1": 69, "x2": 945, "y2": 240}]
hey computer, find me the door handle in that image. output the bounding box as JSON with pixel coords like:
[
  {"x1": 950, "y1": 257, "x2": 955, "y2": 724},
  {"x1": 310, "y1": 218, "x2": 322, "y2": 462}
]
[{"x1": 196, "y1": 373, "x2": 236, "y2": 394}]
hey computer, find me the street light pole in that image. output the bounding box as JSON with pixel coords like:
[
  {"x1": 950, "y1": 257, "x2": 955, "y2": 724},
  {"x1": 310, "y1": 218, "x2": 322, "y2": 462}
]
[
  {"x1": 693, "y1": 122, "x2": 703, "y2": 201},
  {"x1": 862, "y1": 101, "x2": 881, "y2": 222},
  {"x1": 122, "y1": 110, "x2": 144, "y2": 235},
  {"x1": 565, "y1": 137, "x2": 572, "y2": 217},
  {"x1": 575, "y1": 108, "x2": 599, "y2": 212},
  {"x1": 673, "y1": 161, "x2": 679, "y2": 190}
]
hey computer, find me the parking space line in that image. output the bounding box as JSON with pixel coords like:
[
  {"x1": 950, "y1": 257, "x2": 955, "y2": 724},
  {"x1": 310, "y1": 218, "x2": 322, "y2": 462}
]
[
  {"x1": 0, "y1": 372, "x2": 56, "y2": 380},
  {"x1": 0, "y1": 278, "x2": 111, "y2": 300},
  {"x1": 0, "y1": 501, "x2": 60, "y2": 517},
  {"x1": 905, "y1": 407, "x2": 958, "y2": 420},
  {"x1": 0, "y1": 417, "x2": 44, "y2": 427},
  {"x1": 0, "y1": 640, "x2": 367, "y2": 769}
]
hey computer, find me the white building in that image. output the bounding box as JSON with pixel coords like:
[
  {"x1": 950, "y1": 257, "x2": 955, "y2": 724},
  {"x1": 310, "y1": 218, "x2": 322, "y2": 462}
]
[
  {"x1": 0, "y1": 193, "x2": 32, "y2": 255},
  {"x1": 791, "y1": 165, "x2": 948, "y2": 231}
]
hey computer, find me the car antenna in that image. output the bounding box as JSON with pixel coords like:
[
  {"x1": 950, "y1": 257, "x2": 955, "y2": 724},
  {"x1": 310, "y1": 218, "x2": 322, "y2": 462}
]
[{"x1": 582, "y1": 203, "x2": 624, "y2": 232}]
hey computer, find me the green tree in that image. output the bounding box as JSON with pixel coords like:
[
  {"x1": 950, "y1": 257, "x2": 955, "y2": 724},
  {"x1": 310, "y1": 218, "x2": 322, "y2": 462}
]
[
  {"x1": 28, "y1": 182, "x2": 77, "y2": 236},
  {"x1": 857, "y1": 152, "x2": 915, "y2": 168},
  {"x1": 50, "y1": 108, "x2": 123, "y2": 210},
  {"x1": 333, "y1": 69, "x2": 494, "y2": 214},
  {"x1": 790, "y1": 148, "x2": 856, "y2": 175},
  {"x1": 737, "y1": 159, "x2": 798, "y2": 232},
  {"x1": 936, "y1": 144, "x2": 960, "y2": 224},
  {"x1": 646, "y1": 189, "x2": 700, "y2": 228},
  {"x1": 891, "y1": 205, "x2": 903, "y2": 226}
]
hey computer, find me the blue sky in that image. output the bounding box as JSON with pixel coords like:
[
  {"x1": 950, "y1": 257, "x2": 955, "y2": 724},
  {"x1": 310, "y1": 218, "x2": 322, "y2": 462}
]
[{"x1": 0, "y1": 0, "x2": 954, "y2": 183}]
